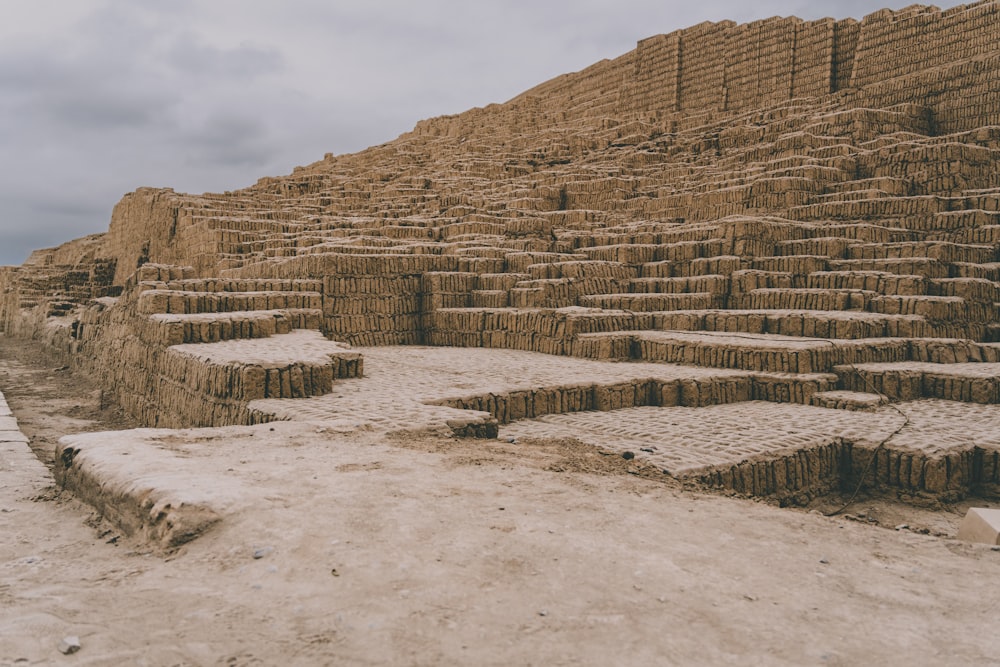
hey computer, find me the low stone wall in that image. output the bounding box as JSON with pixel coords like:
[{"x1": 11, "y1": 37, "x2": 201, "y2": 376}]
[{"x1": 692, "y1": 440, "x2": 1000, "y2": 505}]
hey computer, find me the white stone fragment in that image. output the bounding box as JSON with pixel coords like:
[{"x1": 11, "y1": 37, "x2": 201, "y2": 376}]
[
  {"x1": 58, "y1": 636, "x2": 81, "y2": 655},
  {"x1": 957, "y1": 508, "x2": 1000, "y2": 546}
]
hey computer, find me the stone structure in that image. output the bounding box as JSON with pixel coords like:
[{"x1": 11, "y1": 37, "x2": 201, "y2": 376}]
[{"x1": 5, "y1": 2, "x2": 1000, "y2": 505}]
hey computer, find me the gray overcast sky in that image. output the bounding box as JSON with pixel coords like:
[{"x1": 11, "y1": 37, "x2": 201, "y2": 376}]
[{"x1": 0, "y1": 0, "x2": 968, "y2": 266}]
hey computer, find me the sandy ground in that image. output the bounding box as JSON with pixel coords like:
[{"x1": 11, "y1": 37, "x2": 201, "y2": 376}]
[{"x1": 1, "y1": 337, "x2": 999, "y2": 666}]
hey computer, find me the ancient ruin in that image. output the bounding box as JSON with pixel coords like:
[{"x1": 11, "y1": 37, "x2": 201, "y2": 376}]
[{"x1": 4, "y1": 2, "x2": 1000, "y2": 540}]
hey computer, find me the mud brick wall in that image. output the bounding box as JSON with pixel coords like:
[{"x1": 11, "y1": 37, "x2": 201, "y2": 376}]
[
  {"x1": 622, "y1": 33, "x2": 680, "y2": 118},
  {"x1": 851, "y1": 3, "x2": 1000, "y2": 133},
  {"x1": 103, "y1": 189, "x2": 309, "y2": 284},
  {"x1": 131, "y1": 263, "x2": 197, "y2": 284},
  {"x1": 510, "y1": 4, "x2": 999, "y2": 122},
  {"x1": 0, "y1": 234, "x2": 120, "y2": 331},
  {"x1": 169, "y1": 213, "x2": 266, "y2": 278},
  {"x1": 693, "y1": 438, "x2": 1000, "y2": 503},
  {"x1": 837, "y1": 363, "x2": 1000, "y2": 405},
  {"x1": 433, "y1": 372, "x2": 837, "y2": 428},
  {"x1": 546, "y1": 54, "x2": 637, "y2": 123},
  {"x1": 426, "y1": 307, "x2": 654, "y2": 356},
  {"x1": 791, "y1": 19, "x2": 836, "y2": 99},
  {"x1": 693, "y1": 441, "x2": 850, "y2": 503},
  {"x1": 62, "y1": 275, "x2": 361, "y2": 428},
  {"x1": 513, "y1": 3, "x2": 1000, "y2": 121},
  {"x1": 147, "y1": 310, "x2": 320, "y2": 347},
  {"x1": 135, "y1": 289, "x2": 320, "y2": 316},
  {"x1": 832, "y1": 20, "x2": 861, "y2": 93},
  {"x1": 422, "y1": 49, "x2": 638, "y2": 140},
  {"x1": 677, "y1": 21, "x2": 733, "y2": 112},
  {"x1": 0, "y1": 268, "x2": 17, "y2": 333},
  {"x1": 865, "y1": 445, "x2": 1000, "y2": 499},
  {"x1": 850, "y1": 3, "x2": 1000, "y2": 90},
  {"x1": 225, "y1": 253, "x2": 465, "y2": 345},
  {"x1": 930, "y1": 57, "x2": 1000, "y2": 134},
  {"x1": 67, "y1": 293, "x2": 234, "y2": 427},
  {"x1": 104, "y1": 189, "x2": 184, "y2": 284},
  {"x1": 161, "y1": 347, "x2": 350, "y2": 403},
  {"x1": 631, "y1": 334, "x2": 912, "y2": 374},
  {"x1": 324, "y1": 274, "x2": 424, "y2": 346},
  {"x1": 722, "y1": 18, "x2": 797, "y2": 111}
]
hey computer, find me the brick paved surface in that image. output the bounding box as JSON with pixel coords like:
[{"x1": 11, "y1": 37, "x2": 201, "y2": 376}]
[
  {"x1": 247, "y1": 345, "x2": 1000, "y2": 478},
  {"x1": 249, "y1": 345, "x2": 752, "y2": 430},
  {"x1": 171, "y1": 329, "x2": 353, "y2": 365},
  {"x1": 504, "y1": 399, "x2": 1000, "y2": 474}
]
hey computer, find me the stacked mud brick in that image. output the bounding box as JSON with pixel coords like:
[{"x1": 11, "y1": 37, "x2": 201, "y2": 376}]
[
  {"x1": 0, "y1": 234, "x2": 118, "y2": 336},
  {"x1": 66, "y1": 263, "x2": 360, "y2": 427},
  {"x1": 2, "y1": 1, "x2": 1000, "y2": 430}
]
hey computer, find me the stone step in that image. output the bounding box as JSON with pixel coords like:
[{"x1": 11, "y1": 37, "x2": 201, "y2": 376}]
[
  {"x1": 628, "y1": 330, "x2": 911, "y2": 374},
  {"x1": 508, "y1": 277, "x2": 631, "y2": 308},
  {"x1": 867, "y1": 295, "x2": 988, "y2": 321},
  {"x1": 835, "y1": 361, "x2": 1000, "y2": 404},
  {"x1": 731, "y1": 269, "x2": 794, "y2": 293},
  {"x1": 165, "y1": 329, "x2": 362, "y2": 404},
  {"x1": 144, "y1": 308, "x2": 323, "y2": 346},
  {"x1": 431, "y1": 370, "x2": 837, "y2": 419},
  {"x1": 908, "y1": 339, "x2": 1000, "y2": 364},
  {"x1": 828, "y1": 258, "x2": 949, "y2": 279},
  {"x1": 826, "y1": 177, "x2": 912, "y2": 196},
  {"x1": 100, "y1": 328, "x2": 365, "y2": 429},
  {"x1": 957, "y1": 508, "x2": 1000, "y2": 546},
  {"x1": 928, "y1": 278, "x2": 1000, "y2": 302},
  {"x1": 751, "y1": 255, "x2": 830, "y2": 275},
  {"x1": 628, "y1": 275, "x2": 729, "y2": 294},
  {"x1": 809, "y1": 390, "x2": 888, "y2": 411},
  {"x1": 774, "y1": 237, "x2": 851, "y2": 258},
  {"x1": 806, "y1": 271, "x2": 925, "y2": 295},
  {"x1": 137, "y1": 289, "x2": 323, "y2": 315},
  {"x1": 471, "y1": 290, "x2": 509, "y2": 308},
  {"x1": 739, "y1": 288, "x2": 872, "y2": 311},
  {"x1": 157, "y1": 278, "x2": 324, "y2": 293},
  {"x1": 646, "y1": 309, "x2": 933, "y2": 339},
  {"x1": 579, "y1": 292, "x2": 723, "y2": 312},
  {"x1": 953, "y1": 262, "x2": 1000, "y2": 282},
  {"x1": 846, "y1": 242, "x2": 996, "y2": 264},
  {"x1": 0, "y1": 393, "x2": 50, "y2": 497},
  {"x1": 526, "y1": 260, "x2": 636, "y2": 280}
]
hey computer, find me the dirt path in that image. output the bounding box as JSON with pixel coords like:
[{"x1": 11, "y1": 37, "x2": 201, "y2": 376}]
[
  {"x1": 0, "y1": 338, "x2": 138, "y2": 468},
  {"x1": 1, "y1": 338, "x2": 998, "y2": 666}
]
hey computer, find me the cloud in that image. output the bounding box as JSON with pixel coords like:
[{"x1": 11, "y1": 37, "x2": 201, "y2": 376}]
[
  {"x1": 165, "y1": 34, "x2": 283, "y2": 80},
  {"x1": 0, "y1": 0, "x2": 973, "y2": 267},
  {"x1": 0, "y1": 193, "x2": 112, "y2": 266},
  {"x1": 42, "y1": 86, "x2": 170, "y2": 131},
  {"x1": 179, "y1": 113, "x2": 276, "y2": 168},
  {"x1": 0, "y1": 28, "x2": 173, "y2": 137}
]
